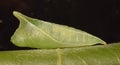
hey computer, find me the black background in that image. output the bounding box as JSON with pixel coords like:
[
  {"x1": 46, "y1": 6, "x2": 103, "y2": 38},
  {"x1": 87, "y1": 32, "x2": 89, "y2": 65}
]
[{"x1": 0, "y1": 0, "x2": 120, "y2": 50}]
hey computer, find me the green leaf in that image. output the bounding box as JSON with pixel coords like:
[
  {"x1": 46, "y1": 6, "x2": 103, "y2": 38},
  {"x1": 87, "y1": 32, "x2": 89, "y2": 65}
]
[
  {"x1": 11, "y1": 11, "x2": 106, "y2": 48},
  {"x1": 0, "y1": 43, "x2": 120, "y2": 65}
]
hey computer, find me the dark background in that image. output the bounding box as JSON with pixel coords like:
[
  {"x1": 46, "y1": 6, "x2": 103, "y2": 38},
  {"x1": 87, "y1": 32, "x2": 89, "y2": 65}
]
[{"x1": 0, "y1": 0, "x2": 120, "y2": 50}]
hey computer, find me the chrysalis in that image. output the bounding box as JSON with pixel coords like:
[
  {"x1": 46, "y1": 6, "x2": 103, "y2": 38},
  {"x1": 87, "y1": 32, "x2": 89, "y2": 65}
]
[{"x1": 11, "y1": 11, "x2": 106, "y2": 48}]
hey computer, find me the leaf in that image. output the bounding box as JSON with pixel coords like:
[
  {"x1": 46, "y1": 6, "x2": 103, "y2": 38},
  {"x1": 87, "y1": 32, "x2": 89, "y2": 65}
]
[
  {"x1": 0, "y1": 43, "x2": 120, "y2": 65},
  {"x1": 11, "y1": 11, "x2": 106, "y2": 48}
]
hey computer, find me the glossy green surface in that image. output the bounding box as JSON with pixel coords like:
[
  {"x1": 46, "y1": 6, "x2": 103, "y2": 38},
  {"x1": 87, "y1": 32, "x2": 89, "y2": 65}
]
[{"x1": 0, "y1": 43, "x2": 120, "y2": 65}]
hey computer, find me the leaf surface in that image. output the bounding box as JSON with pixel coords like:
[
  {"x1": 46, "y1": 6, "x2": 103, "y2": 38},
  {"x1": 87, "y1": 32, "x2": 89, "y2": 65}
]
[
  {"x1": 0, "y1": 43, "x2": 120, "y2": 65},
  {"x1": 11, "y1": 11, "x2": 106, "y2": 48}
]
